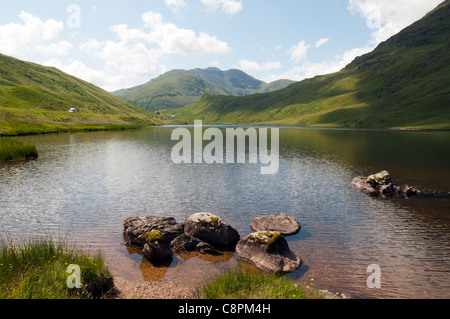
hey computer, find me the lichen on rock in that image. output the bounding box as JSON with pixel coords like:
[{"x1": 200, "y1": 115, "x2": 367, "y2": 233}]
[
  {"x1": 248, "y1": 231, "x2": 283, "y2": 248},
  {"x1": 184, "y1": 212, "x2": 240, "y2": 249},
  {"x1": 140, "y1": 230, "x2": 165, "y2": 244},
  {"x1": 188, "y1": 213, "x2": 222, "y2": 229},
  {"x1": 367, "y1": 170, "x2": 392, "y2": 185},
  {"x1": 236, "y1": 231, "x2": 302, "y2": 273},
  {"x1": 250, "y1": 213, "x2": 301, "y2": 236}
]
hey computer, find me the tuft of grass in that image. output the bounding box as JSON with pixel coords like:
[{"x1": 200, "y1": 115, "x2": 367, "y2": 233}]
[
  {"x1": 0, "y1": 233, "x2": 113, "y2": 299},
  {"x1": 199, "y1": 267, "x2": 325, "y2": 299},
  {"x1": 0, "y1": 137, "x2": 38, "y2": 162}
]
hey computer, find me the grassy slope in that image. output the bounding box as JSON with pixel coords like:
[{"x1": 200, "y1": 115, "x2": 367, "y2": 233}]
[
  {"x1": 174, "y1": 1, "x2": 450, "y2": 130},
  {"x1": 0, "y1": 53, "x2": 158, "y2": 136},
  {"x1": 115, "y1": 67, "x2": 296, "y2": 111}
]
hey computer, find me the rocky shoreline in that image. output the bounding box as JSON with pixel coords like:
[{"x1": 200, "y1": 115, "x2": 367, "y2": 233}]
[
  {"x1": 114, "y1": 170, "x2": 432, "y2": 300},
  {"x1": 110, "y1": 277, "x2": 195, "y2": 299},
  {"x1": 109, "y1": 276, "x2": 347, "y2": 299},
  {"x1": 123, "y1": 212, "x2": 303, "y2": 275}
]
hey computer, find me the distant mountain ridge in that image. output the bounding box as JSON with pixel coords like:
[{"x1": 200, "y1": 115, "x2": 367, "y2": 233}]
[
  {"x1": 113, "y1": 67, "x2": 295, "y2": 111},
  {"x1": 173, "y1": 0, "x2": 450, "y2": 130}
]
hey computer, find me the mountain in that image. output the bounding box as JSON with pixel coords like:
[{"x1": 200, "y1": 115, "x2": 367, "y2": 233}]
[
  {"x1": 174, "y1": 1, "x2": 450, "y2": 130},
  {"x1": 0, "y1": 53, "x2": 157, "y2": 136},
  {"x1": 113, "y1": 67, "x2": 295, "y2": 111}
]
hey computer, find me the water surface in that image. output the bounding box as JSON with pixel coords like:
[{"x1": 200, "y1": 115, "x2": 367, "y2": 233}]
[{"x1": 1, "y1": 127, "x2": 449, "y2": 299}]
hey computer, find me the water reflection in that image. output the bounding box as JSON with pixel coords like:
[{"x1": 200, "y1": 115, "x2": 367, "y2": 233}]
[{"x1": 0, "y1": 127, "x2": 449, "y2": 298}]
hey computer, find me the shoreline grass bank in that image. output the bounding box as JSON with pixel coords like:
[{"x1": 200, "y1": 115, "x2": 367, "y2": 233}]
[
  {"x1": 0, "y1": 138, "x2": 38, "y2": 162},
  {"x1": 0, "y1": 234, "x2": 113, "y2": 299},
  {"x1": 0, "y1": 121, "x2": 156, "y2": 137},
  {"x1": 198, "y1": 267, "x2": 327, "y2": 299}
]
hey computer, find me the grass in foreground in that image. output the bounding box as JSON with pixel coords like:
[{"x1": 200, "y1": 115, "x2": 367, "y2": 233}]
[
  {"x1": 0, "y1": 234, "x2": 113, "y2": 299},
  {"x1": 199, "y1": 267, "x2": 325, "y2": 299},
  {"x1": 0, "y1": 137, "x2": 38, "y2": 162}
]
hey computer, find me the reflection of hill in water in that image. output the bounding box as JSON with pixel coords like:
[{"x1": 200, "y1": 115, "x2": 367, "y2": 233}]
[{"x1": 281, "y1": 128, "x2": 450, "y2": 192}]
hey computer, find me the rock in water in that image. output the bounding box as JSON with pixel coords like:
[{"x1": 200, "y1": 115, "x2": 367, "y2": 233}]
[
  {"x1": 235, "y1": 231, "x2": 302, "y2": 273},
  {"x1": 123, "y1": 216, "x2": 184, "y2": 247},
  {"x1": 142, "y1": 242, "x2": 173, "y2": 262},
  {"x1": 170, "y1": 233, "x2": 219, "y2": 255},
  {"x1": 250, "y1": 213, "x2": 301, "y2": 236},
  {"x1": 184, "y1": 213, "x2": 240, "y2": 249},
  {"x1": 139, "y1": 230, "x2": 173, "y2": 262},
  {"x1": 351, "y1": 170, "x2": 402, "y2": 197},
  {"x1": 403, "y1": 185, "x2": 421, "y2": 198}
]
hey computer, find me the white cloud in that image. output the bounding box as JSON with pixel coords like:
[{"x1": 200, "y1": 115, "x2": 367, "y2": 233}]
[
  {"x1": 165, "y1": 0, "x2": 188, "y2": 11},
  {"x1": 0, "y1": 11, "x2": 65, "y2": 56},
  {"x1": 290, "y1": 40, "x2": 310, "y2": 63},
  {"x1": 235, "y1": 60, "x2": 282, "y2": 72},
  {"x1": 266, "y1": 45, "x2": 373, "y2": 83},
  {"x1": 70, "y1": 10, "x2": 231, "y2": 91},
  {"x1": 112, "y1": 11, "x2": 231, "y2": 55},
  {"x1": 201, "y1": 0, "x2": 243, "y2": 15},
  {"x1": 35, "y1": 41, "x2": 73, "y2": 56},
  {"x1": 44, "y1": 58, "x2": 131, "y2": 92},
  {"x1": 315, "y1": 37, "x2": 330, "y2": 48},
  {"x1": 347, "y1": 0, "x2": 444, "y2": 45}
]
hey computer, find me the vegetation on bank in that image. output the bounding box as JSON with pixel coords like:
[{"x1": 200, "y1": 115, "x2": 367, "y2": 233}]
[
  {"x1": 0, "y1": 53, "x2": 159, "y2": 136},
  {"x1": 0, "y1": 234, "x2": 113, "y2": 299},
  {"x1": 0, "y1": 137, "x2": 38, "y2": 162},
  {"x1": 199, "y1": 267, "x2": 325, "y2": 299}
]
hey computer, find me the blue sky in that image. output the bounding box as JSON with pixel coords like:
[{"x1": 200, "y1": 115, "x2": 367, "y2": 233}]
[{"x1": 0, "y1": 0, "x2": 444, "y2": 91}]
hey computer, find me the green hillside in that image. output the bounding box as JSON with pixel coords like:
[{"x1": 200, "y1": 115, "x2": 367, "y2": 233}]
[
  {"x1": 174, "y1": 1, "x2": 450, "y2": 130},
  {"x1": 0, "y1": 54, "x2": 158, "y2": 136},
  {"x1": 114, "y1": 67, "x2": 295, "y2": 111}
]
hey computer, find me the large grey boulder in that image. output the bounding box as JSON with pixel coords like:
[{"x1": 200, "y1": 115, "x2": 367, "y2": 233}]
[
  {"x1": 123, "y1": 216, "x2": 184, "y2": 247},
  {"x1": 184, "y1": 213, "x2": 240, "y2": 249},
  {"x1": 250, "y1": 213, "x2": 301, "y2": 236},
  {"x1": 235, "y1": 231, "x2": 302, "y2": 273}
]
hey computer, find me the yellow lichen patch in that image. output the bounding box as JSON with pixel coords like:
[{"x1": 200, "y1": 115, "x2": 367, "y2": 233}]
[
  {"x1": 249, "y1": 231, "x2": 283, "y2": 246},
  {"x1": 141, "y1": 230, "x2": 165, "y2": 243},
  {"x1": 367, "y1": 170, "x2": 390, "y2": 184},
  {"x1": 193, "y1": 213, "x2": 222, "y2": 228}
]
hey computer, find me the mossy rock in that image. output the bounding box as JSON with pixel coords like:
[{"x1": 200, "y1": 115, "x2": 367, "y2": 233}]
[
  {"x1": 367, "y1": 170, "x2": 392, "y2": 185},
  {"x1": 189, "y1": 213, "x2": 222, "y2": 229},
  {"x1": 248, "y1": 232, "x2": 283, "y2": 248},
  {"x1": 140, "y1": 230, "x2": 165, "y2": 244},
  {"x1": 236, "y1": 231, "x2": 302, "y2": 273},
  {"x1": 184, "y1": 213, "x2": 240, "y2": 249}
]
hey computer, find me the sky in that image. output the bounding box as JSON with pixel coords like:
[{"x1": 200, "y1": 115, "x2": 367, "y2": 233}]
[{"x1": 0, "y1": 0, "x2": 444, "y2": 92}]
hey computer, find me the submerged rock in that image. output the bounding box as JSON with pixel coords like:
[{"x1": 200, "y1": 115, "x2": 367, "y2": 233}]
[
  {"x1": 140, "y1": 230, "x2": 173, "y2": 262},
  {"x1": 250, "y1": 213, "x2": 301, "y2": 236},
  {"x1": 142, "y1": 242, "x2": 173, "y2": 262},
  {"x1": 170, "y1": 233, "x2": 219, "y2": 255},
  {"x1": 184, "y1": 213, "x2": 240, "y2": 249},
  {"x1": 403, "y1": 185, "x2": 422, "y2": 198},
  {"x1": 235, "y1": 231, "x2": 302, "y2": 273},
  {"x1": 123, "y1": 216, "x2": 184, "y2": 247}
]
